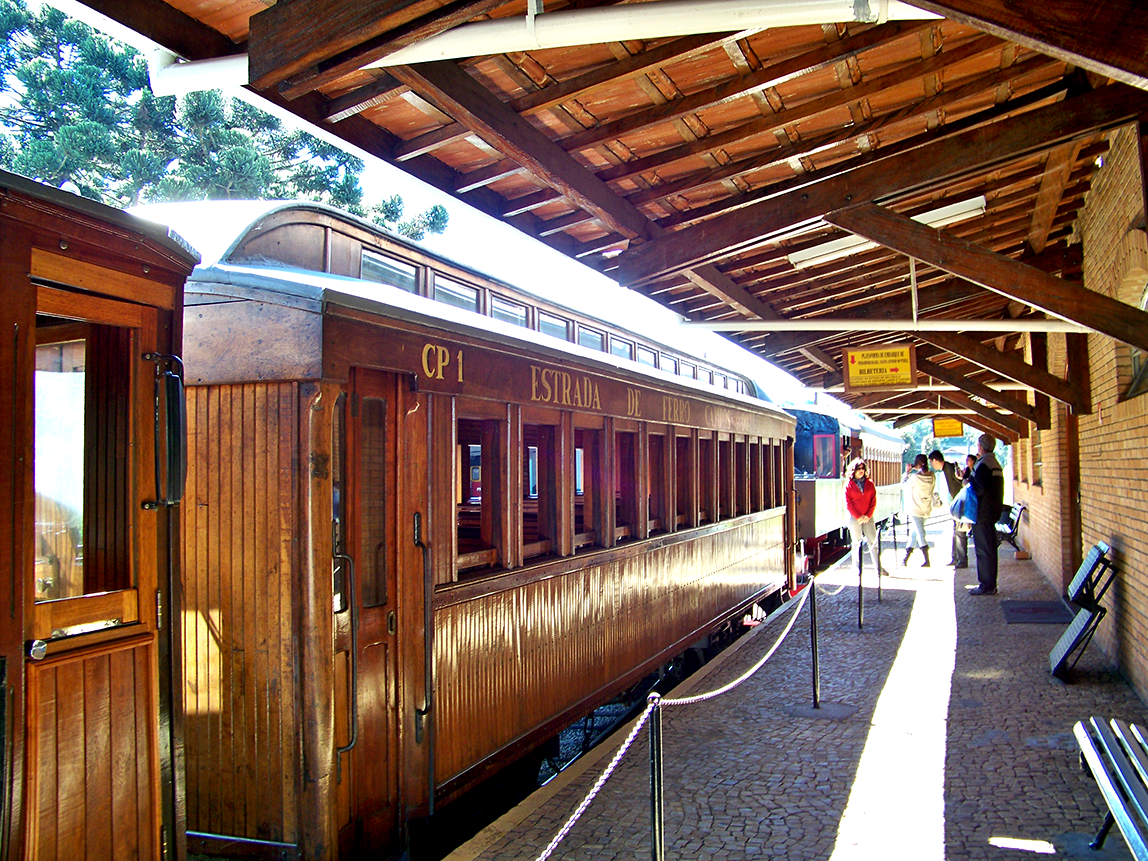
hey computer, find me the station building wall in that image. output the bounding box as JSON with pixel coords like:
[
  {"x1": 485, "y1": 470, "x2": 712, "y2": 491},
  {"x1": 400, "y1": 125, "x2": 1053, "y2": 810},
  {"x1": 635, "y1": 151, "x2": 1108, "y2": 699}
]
[{"x1": 1012, "y1": 122, "x2": 1148, "y2": 698}]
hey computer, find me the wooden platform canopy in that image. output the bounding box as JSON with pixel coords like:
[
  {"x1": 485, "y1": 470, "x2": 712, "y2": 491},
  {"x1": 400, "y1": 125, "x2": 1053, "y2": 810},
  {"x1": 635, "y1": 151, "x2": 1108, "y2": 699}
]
[{"x1": 79, "y1": 0, "x2": 1148, "y2": 439}]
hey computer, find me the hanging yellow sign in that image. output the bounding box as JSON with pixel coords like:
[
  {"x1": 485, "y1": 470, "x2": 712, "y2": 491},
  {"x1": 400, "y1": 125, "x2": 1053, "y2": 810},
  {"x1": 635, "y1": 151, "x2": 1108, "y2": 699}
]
[
  {"x1": 842, "y1": 345, "x2": 917, "y2": 392},
  {"x1": 933, "y1": 418, "x2": 964, "y2": 438}
]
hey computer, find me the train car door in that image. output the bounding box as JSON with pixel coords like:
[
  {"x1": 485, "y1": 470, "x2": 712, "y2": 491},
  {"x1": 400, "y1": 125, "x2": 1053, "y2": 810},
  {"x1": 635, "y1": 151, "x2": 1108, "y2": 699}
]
[
  {"x1": 336, "y1": 368, "x2": 401, "y2": 856},
  {"x1": 11, "y1": 286, "x2": 175, "y2": 860}
]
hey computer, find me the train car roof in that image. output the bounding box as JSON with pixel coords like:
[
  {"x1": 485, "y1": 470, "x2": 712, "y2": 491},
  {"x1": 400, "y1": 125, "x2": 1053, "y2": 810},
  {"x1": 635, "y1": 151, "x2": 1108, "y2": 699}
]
[
  {"x1": 132, "y1": 198, "x2": 769, "y2": 400},
  {"x1": 188, "y1": 255, "x2": 793, "y2": 427},
  {"x1": 785, "y1": 401, "x2": 904, "y2": 449},
  {"x1": 1, "y1": 170, "x2": 200, "y2": 266}
]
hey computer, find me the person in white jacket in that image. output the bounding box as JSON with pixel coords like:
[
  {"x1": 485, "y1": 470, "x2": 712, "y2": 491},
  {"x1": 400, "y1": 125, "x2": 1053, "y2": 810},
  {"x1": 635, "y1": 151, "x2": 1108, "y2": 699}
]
[{"x1": 902, "y1": 453, "x2": 936, "y2": 567}]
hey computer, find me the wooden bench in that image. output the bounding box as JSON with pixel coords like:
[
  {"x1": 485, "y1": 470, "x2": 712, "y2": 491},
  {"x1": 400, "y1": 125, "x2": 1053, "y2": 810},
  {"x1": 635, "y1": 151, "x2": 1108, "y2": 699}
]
[
  {"x1": 995, "y1": 503, "x2": 1025, "y2": 550},
  {"x1": 1074, "y1": 716, "x2": 1148, "y2": 858}
]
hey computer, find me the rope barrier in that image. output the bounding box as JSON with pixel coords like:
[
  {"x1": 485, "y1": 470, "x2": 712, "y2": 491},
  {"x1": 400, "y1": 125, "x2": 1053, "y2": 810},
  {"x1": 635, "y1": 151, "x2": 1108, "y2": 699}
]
[{"x1": 530, "y1": 583, "x2": 812, "y2": 861}]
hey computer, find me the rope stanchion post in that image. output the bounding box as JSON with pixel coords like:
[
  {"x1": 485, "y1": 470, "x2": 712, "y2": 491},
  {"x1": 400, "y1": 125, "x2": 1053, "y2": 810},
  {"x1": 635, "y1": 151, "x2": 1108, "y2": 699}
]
[
  {"x1": 857, "y1": 540, "x2": 865, "y2": 630},
  {"x1": 876, "y1": 523, "x2": 883, "y2": 603},
  {"x1": 649, "y1": 693, "x2": 664, "y2": 861},
  {"x1": 810, "y1": 574, "x2": 820, "y2": 709}
]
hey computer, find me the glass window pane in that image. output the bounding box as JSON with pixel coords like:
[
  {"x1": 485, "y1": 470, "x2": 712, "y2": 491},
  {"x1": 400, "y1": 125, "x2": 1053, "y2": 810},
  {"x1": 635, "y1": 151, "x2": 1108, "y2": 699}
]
[
  {"x1": 610, "y1": 337, "x2": 633, "y2": 360},
  {"x1": 637, "y1": 347, "x2": 657, "y2": 367},
  {"x1": 361, "y1": 249, "x2": 418, "y2": 292},
  {"x1": 662, "y1": 356, "x2": 678, "y2": 375},
  {"x1": 538, "y1": 312, "x2": 568, "y2": 340},
  {"x1": 578, "y1": 327, "x2": 604, "y2": 351},
  {"x1": 435, "y1": 276, "x2": 479, "y2": 311},
  {"x1": 491, "y1": 295, "x2": 528, "y2": 327},
  {"x1": 680, "y1": 362, "x2": 695, "y2": 379}
]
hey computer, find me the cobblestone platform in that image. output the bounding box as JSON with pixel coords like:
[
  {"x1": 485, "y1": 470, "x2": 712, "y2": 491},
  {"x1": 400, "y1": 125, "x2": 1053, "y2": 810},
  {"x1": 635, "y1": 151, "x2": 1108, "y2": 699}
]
[{"x1": 447, "y1": 518, "x2": 1145, "y2": 861}]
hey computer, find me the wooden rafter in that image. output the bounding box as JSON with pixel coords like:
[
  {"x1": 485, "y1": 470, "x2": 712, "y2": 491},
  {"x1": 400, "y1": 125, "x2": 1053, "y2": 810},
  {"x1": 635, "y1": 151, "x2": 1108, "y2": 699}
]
[
  {"x1": 909, "y1": 0, "x2": 1148, "y2": 92},
  {"x1": 826, "y1": 203, "x2": 1148, "y2": 355},
  {"x1": 616, "y1": 84, "x2": 1148, "y2": 286},
  {"x1": 916, "y1": 357, "x2": 1042, "y2": 427},
  {"x1": 914, "y1": 331, "x2": 1084, "y2": 413}
]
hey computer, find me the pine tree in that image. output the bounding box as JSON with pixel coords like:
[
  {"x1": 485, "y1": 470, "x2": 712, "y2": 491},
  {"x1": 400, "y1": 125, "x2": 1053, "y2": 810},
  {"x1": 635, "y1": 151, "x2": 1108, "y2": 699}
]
[{"x1": 0, "y1": 0, "x2": 447, "y2": 237}]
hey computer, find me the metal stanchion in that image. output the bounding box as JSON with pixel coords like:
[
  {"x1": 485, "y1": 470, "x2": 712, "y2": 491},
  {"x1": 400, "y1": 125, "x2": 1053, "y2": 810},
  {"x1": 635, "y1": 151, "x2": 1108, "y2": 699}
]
[
  {"x1": 810, "y1": 573, "x2": 820, "y2": 709},
  {"x1": 876, "y1": 524, "x2": 883, "y2": 603},
  {"x1": 857, "y1": 540, "x2": 864, "y2": 629},
  {"x1": 649, "y1": 693, "x2": 664, "y2": 861}
]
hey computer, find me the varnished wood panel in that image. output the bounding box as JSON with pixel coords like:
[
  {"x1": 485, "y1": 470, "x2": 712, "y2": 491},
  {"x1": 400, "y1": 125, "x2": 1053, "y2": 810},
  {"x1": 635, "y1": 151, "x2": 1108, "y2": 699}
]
[
  {"x1": 181, "y1": 382, "x2": 300, "y2": 844},
  {"x1": 24, "y1": 634, "x2": 160, "y2": 861},
  {"x1": 432, "y1": 512, "x2": 786, "y2": 793}
]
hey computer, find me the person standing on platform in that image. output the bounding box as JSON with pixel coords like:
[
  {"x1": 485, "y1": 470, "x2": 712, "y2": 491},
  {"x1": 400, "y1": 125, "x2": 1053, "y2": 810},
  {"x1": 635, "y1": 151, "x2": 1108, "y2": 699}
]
[
  {"x1": 844, "y1": 458, "x2": 884, "y2": 575},
  {"x1": 929, "y1": 449, "x2": 968, "y2": 569},
  {"x1": 902, "y1": 453, "x2": 936, "y2": 567},
  {"x1": 969, "y1": 434, "x2": 1005, "y2": 595}
]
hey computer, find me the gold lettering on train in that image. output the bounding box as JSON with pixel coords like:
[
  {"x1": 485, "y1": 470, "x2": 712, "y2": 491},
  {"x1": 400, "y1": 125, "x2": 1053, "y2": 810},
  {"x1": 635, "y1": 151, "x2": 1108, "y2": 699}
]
[
  {"x1": 529, "y1": 365, "x2": 602, "y2": 409},
  {"x1": 627, "y1": 388, "x2": 641, "y2": 417},
  {"x1": 663, "y1": 396, "x2": 690, "y2": 423},
  {"x1": 421, "y1": 343, "x2": 463, "y2": 382}
]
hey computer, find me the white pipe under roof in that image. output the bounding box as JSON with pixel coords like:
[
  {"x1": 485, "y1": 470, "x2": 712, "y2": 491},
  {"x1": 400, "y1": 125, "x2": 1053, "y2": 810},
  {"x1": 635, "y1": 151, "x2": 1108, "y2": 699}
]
[
  {"x1": 365, "y1": 0, "x2": 939, "y2": 68},
  {"x1": 143, "y1": 0, "x2": 939, "y2": 95},
  {"x1": 687, "y1": 319, "x2": 1094, "y2": 332}
]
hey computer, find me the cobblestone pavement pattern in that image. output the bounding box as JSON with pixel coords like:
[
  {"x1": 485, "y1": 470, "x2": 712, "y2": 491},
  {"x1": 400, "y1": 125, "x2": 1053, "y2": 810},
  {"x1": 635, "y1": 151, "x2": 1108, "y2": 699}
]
[{"x1": 448, "y1": 518, "x2": 1145, "y2": 861}]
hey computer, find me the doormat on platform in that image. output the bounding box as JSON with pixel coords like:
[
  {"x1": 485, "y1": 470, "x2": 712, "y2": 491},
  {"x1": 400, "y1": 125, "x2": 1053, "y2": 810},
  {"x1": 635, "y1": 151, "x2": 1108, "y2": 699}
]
[{"x1": 1001, "y1": 600, "x2": 1075, "y2": 624}]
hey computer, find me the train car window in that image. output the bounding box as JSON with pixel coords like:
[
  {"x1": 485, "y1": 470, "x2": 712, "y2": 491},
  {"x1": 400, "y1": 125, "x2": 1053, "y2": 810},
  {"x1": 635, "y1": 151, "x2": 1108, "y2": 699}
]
[
  {"x1": 361, "y1": 248, "x2": 418, "y2": 293},
  {"x1": 609, "y1": 336, "x2": 633, "y2": 360},
  {"x1": 522, "y1": 424, "x2": 558, "y2": 561},
  {"x1": 358, "y1": 395, "x2": 391, "y2": 606},
  {"x1": 538, "y1": 311, "x2": 569, "y2": 341},
  {"x1": 613, "y1": 430, "x2": 639, "y2": 541},
  {"x1": 490, "y1": 295, "x2": 528, "y2": 328},
  {"x1": 698, "y1": 436, "x2": 714, "y2": 525},
  {"x1": 435, "y1": 276, "x2": 479, "y2": 312},
  {"x1": 735, "y1": 439, "x2": 748, "y2": 516},
  {"x1": 647, "y1": 432, "x2": 667, "y2": 535},
  {"x1": 636, "y1": 346, "x2": 657, "y2": 367},
  {"x1": 701, "y1": 368, "x2": 714, "y2": 385},
  {"x1": 716, "y1": 373, "x2": 728, "y2": 389},
  {"x1": 675, "y1": 435, "x2": 694, "y2": 527},
  {"x1": 573, "y1": 428, "x2": 603, "y2": 550},
  {"x1": 661, "y1": 355, "x2": 678, "y2": 375},
  {"x1": 680, "y1": 362, "x2": 695, "y2": 379},
  {"x1": 456, "y1": 417, "x2": 503, "y2": 574},
  {"x1": 812, "y1": 433, "x2": 837, "y2": 478},
  {"x1": 718, "y1": 438, "x2": 733, "y2": 519},
  {"x1": 578, "y1": 326, "x2": 604, "y2": 351},
  {"x1": 34, "y1": 320, "x2": 134, "y2": 602},
  {"x1": 749, "y1": 440, "x2": 763, "y2": 512}
]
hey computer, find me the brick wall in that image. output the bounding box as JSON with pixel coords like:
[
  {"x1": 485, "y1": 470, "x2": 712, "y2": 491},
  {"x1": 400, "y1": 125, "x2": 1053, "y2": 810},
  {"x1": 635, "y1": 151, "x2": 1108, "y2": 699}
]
[{"x1": 1020, "y1": 122, "x2": 1148, "y2": 697}]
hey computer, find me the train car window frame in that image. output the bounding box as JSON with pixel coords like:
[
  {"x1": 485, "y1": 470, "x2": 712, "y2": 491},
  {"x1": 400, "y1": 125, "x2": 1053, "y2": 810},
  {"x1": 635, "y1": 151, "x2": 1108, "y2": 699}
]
[
  {"x1": 522, "y1": 421, "x2": 559, "y2": 562},
  {"x1": 697, "y1": 434, "x2": 715, "y2": 525},
  {"x1": 360, "y1": 248, "x2": 419, "y2": 293},
  {"x1": 577, "y1": 325, "x2": 605, "y2": 352},
  {"x1": 812, "y1": 433, "x2": 838, "y2": 478},
  {"x1": 434, "y1": 275, "x2": 480, "y2": 313},
  {"x1": 718, "y1": 436, "x2": 733, "y2": 519},
  {"x1": 538, "y1": 311, "x2": 569, "y2": 341},
  {"x1": 455, "y1": 410, "x2": 507, "y2": 576},
  {"x1": 661, "y1": 355, "x2": 678, "y2": 376},
  {"x1": 613, "y1": 427, "x2": 640, "y2": 542},
  {"x1": 679, "y1": 362, "x2": 695, "y2": 379},
  {"x1": 30, "y1": 286, "x2": 159, "y2": 641},
  {"x1": 647, "y1": 428, "x2": 668, "y2": 535},
  {"x1": 674, "y1": 432, "x2": 695, "y2": 528},
  {"x1": 609, "y1": 336, "x2": 633, "y2": 360},
  {"x1": 490, "y1": 294, "x2": 529, "y2": 328},
  {"x1": 636, "y1": 346, "x2": 657, "y2": 368}
]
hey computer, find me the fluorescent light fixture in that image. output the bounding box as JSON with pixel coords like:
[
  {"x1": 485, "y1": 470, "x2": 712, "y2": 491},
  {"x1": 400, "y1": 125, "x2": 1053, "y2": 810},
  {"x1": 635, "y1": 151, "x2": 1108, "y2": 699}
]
[{"x1": 786, "y1": 195, "x2": 987, "y2": 269}]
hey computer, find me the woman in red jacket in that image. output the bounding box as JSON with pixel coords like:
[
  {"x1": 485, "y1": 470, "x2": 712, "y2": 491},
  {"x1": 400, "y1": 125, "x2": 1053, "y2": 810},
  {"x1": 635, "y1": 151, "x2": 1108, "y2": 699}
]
[{"x1": 845, "y1": 457, "x2": 883, "y2": 574}]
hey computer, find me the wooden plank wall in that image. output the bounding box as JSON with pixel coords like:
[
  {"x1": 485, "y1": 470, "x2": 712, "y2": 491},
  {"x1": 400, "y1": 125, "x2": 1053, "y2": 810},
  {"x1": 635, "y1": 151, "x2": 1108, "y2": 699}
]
[
  {"x1": 433, "y1": 512, "x2": 786, "y2": 786},
  {"x1": 24, "y1": 634, "x2": 159, "y2": 861},
  {"x1": 181, "y1": 383, "x2": 300, "y2": 843}
]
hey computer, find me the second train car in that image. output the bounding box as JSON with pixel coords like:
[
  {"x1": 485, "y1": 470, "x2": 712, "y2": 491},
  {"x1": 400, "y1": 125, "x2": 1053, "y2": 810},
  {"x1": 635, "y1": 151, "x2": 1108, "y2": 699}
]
[
  {"x1": 789, "y1": 403, "x2": 905, "y2": 567},
  {"x1": 154, "y1": 201, "x2": 798, "y2": 860}
]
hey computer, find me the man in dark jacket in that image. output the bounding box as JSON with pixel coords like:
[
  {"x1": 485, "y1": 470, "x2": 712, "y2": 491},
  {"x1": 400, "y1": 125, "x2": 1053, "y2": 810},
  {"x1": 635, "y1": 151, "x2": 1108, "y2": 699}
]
[
  {"x1": 929, "y1": 449, "x2": 967, "y2": 568},
  {"x1": 969, "y1": 434, "x2": 1005, "y2": 595}
]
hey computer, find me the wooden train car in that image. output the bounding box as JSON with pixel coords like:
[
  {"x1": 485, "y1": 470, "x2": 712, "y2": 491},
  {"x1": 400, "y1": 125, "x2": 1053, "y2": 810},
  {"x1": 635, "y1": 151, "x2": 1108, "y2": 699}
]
[
  {"x1": 789, "y1": 405, "x2": 904, "y2": 565},
  {"x1": 0, "y1": 171, "x2": 198, "y2": 860},
  {"x1": 164, "y1": 202, "x2": 797, "y2": 860}
]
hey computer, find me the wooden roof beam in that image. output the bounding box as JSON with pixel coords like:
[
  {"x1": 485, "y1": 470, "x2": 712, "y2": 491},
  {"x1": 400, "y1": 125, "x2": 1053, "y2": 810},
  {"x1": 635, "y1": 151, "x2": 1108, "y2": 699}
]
[
  {"x1": 909, "y1": 0, "x2": 1148, "y2": 92},
  {"x1": 914, "y1": 331, "x2": 1084, "y2": 413},
  {"x1": 249, "y1": 0, "x2": 504, "y2": 93},
  {"x1": 616, "y1": 83, "x2": 1148, "y2": 286},
  {"x1": 916, "y1": 357, "x2": 1043, "y2": 427},
  {"x1": 938, "y1": 395, "x2": 1020, "y2": 443},
  {"x1": 826, "y1": 203, "x2": 1148, "y2": 356},
  {"x1": 390, "y1": 60, "x2": 652, "y2": 240}
]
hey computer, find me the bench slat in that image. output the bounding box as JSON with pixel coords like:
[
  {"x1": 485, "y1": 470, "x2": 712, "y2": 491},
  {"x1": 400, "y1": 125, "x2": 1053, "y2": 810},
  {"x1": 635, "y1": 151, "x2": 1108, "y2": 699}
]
[{"x1": 1075, "y1": 718, "x2": 1148, "y2": 860}]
